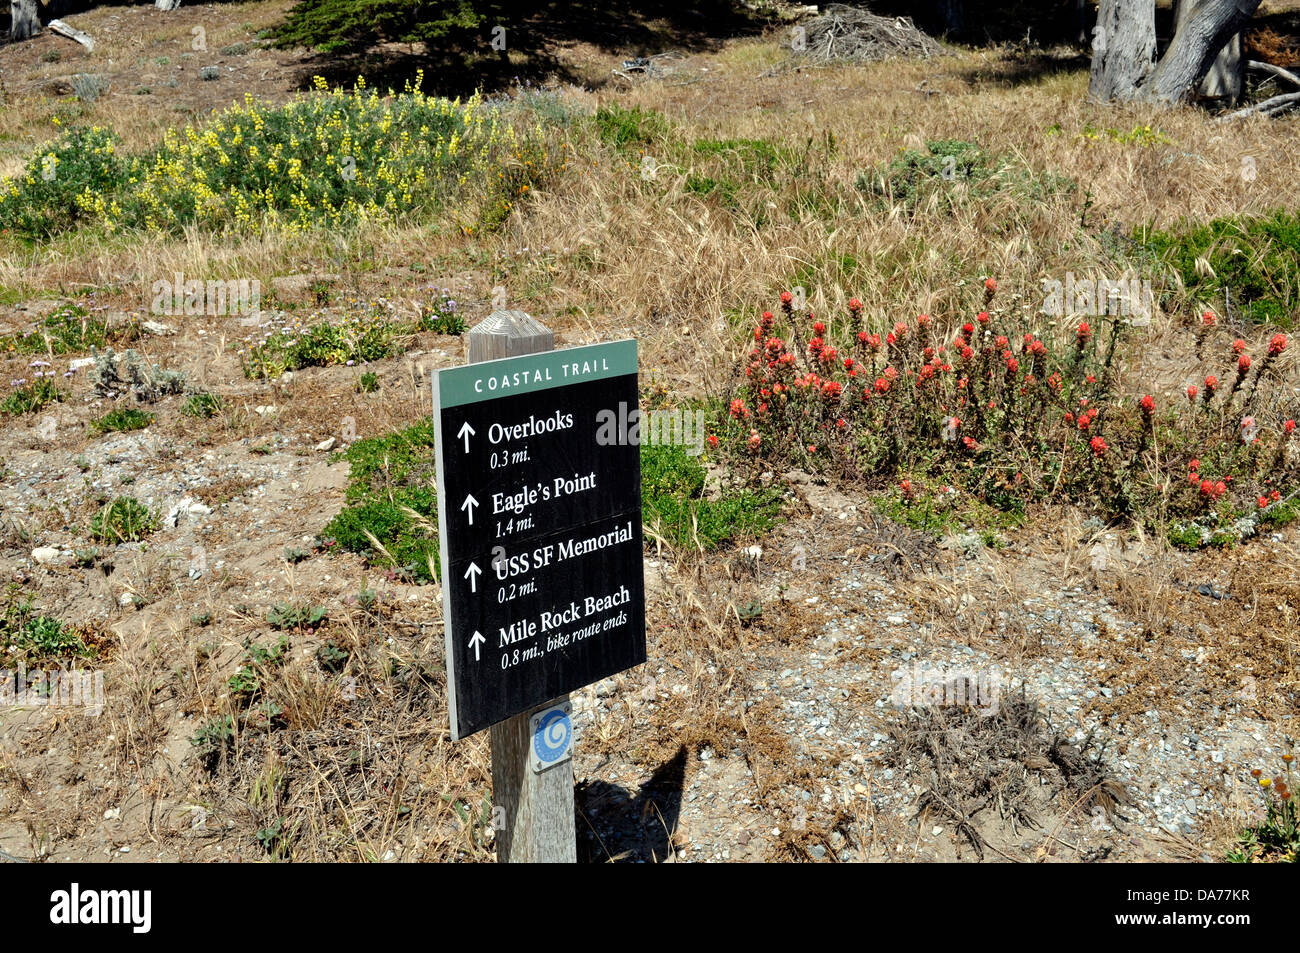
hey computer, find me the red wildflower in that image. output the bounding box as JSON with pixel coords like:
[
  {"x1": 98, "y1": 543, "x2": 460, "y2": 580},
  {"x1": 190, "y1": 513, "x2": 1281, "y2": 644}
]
[
  {"x1": 1139, "y1": 394, "x2": 1155, "y2": 415},
  {"x1": 1259, "y1": 496, "x2": 1269, "y2": 509},
  {"x1": 1089, "y1": 436, "x2": 1108, "y2": 457},
  {"x1": 707, "y1": 434, "x2": 718, "y2": 449},
  {"x1": 1238, "y1": 354, "x2": 1252, "y2": 373},
  {"x1": 977, "y1": 311, "x2": 990, "y2": 325},
  {"x1": 747, "y1": 430, "x2": 761, "y2": 451},
  {"x1": 1202, "y1": 310, "x2": 1216, "y2": 327},
  {"x1": 813, "y1": 321, "x2": 826, "y2": 336},
  {"x1": 1269, "y1": 333, "x2": 1288, "y2": 356},
  {"x1": 1285, "y1": 419, "x2": 1296, "y2": 435},
  {"x1": 1077, "y1": 322, "x2": 1092, "y2": 343},
  {"x1": 1232, "y1": 338, "x2": 1247, "y2": 355},
  {"x1": 984, "y1": 277, "x2": 997, "y2": 295},
  {"x1": 729, "y1": 398, "x2": 749, "y2": 419},
  {"x1": 1204, "y1": 375, "x2": 1218, "y2": 395},
  {"x1": 917, "y1": 313, "x2": 931, "y2": 328},
  {"x1": 1189, "y1": 458, "x2": 1200, "y2": 471},
  {"x1": 900, "y1": 479, "x2": 912, "y2": 496},
  {"x1": 874, "y1": 377, "x2": 890, "y2": 393},
  {"x1": 1186, "y1": 384, "x2": 1198, "y2": 401},
  {"x1": 848, "y1": 298, "x2": 862, "y2": 312}
]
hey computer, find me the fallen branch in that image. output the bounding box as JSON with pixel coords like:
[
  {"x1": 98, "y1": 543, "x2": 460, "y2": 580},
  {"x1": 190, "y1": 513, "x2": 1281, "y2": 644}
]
[
  {"x1": 1215, "y1": 89, "x2": 1300, "y2": 121},
  {"x1": 1246, "y1": 59, "x2": 1300, "y2": 89},
  {"x1": 47, "y1": 19, "x2": 94, "y2": 52}
]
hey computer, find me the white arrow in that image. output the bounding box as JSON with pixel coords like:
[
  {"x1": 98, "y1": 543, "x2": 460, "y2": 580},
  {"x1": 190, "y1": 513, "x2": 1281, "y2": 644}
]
[
  {"x1": 458, "y1": 421, "x2": 475, "y2": 454},
  {"x1": 460, "y1": 493, "x2": 478, "y2": 525},
  {"x1": 468, "y1": 631, "x2": 485, "y2": 661},
  {"x1": 463, "y1": 561, "x2": 481, "y2": 593}
]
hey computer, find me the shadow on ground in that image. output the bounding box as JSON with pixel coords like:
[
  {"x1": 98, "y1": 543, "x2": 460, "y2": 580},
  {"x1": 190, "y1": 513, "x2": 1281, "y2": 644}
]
[{"x1": 576, "y1": 745, "x2": 687, "y2": 863}]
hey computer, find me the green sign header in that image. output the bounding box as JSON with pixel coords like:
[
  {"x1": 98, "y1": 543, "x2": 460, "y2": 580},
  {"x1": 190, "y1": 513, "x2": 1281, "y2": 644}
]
[{"x1": 435, "y1": 338, "x2": 637, "y2": 408}]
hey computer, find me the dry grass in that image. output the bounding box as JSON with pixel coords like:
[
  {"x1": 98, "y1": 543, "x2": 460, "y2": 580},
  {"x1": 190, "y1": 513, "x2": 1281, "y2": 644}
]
[{"x1": 2, "y1": 23, "x2": 1299, "y2": 863}]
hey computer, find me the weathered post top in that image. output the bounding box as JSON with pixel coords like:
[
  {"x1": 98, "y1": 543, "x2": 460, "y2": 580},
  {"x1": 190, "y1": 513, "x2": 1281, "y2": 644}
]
[{"x1": 468, "y1": 310, "x2": 554, "y2": 363}]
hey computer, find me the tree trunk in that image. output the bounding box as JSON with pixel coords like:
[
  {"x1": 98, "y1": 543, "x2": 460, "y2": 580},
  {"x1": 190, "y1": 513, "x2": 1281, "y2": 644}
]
[
  {"x1": 1089, "y1": 0, "x2": 1158, "y2": 101},
  {"x1": 1091, "y1": 0, "x2": 1261, "y2": 104},
  {"x1": 937, "y1": 0, "x2": 964, "y2": 37},
  {"x1": 1175, "y1": 0, "x2": 1245, "y2": 102},
  {"x1": 9, "y1": 0, "x2": 38, "y2": 41},
  {"x1": 155, "y1": 0, "x2": 182, "y2": 10}
]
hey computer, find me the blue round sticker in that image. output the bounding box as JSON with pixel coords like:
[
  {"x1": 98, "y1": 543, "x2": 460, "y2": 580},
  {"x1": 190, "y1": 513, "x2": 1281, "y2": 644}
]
[{"x1": 534, "y1": 709, "x2": 572, "y2": 764}]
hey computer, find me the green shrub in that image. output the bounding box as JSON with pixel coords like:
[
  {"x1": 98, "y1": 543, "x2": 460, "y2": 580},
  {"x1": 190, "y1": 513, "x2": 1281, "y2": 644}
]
[
  {"x1": 15, "y1": 616, "x2": 91, "y2": 659},
  {"x1": 322, "y1": 419, "x2": 440, "y2": 581},
  {"x1": 1, "y1": 378, "x2": 64, "y2": 415},
  {"x1": 641, "y1": 444, "x2": 782, "y2": 551},
  {"x1": 5, "y1": 304, "x2": 107, "y2": 354},
  {"x1": 90, "y1": 496, "x2": 156, "y2": 543},
  {"x1": 1142, "y1": 209, "x2": 1300, "y2": 328},
  {"x1": 91, "y1": 407, "x2": 154, "y2": 434},
  {"x1": 266, "y1": 604, "x2": 326, "y2": 630},
  {"x1": 0, "y1": 126, "x2": 126, "y2": 241},
  {"x1": 0, "y1": 78, "x2": 553, "y2": 240},
  {"x1": 241, "y1": 310, "x2": 408, "y2": 379}
]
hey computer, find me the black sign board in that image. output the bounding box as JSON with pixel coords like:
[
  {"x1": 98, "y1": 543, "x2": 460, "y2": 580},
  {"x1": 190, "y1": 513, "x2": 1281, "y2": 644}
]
[{"x1": 433, "y1": 340, "x2": 646, "y2": 739}]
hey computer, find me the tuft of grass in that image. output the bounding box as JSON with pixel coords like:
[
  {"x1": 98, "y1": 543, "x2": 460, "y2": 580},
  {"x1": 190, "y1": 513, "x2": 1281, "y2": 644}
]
[
  {"x1": 190, "y1": 715, "x2": 235, "y2": 773},
  {"x1": 90, "y1": 496, "x2": 156, "y2": 544},
  {"x1": 181, "y1": 392, "x2": 224, "y2": 418},
  {"x1": 857, "y1": 138, "x2": 1074, "y2": 209},
  {"x1": 91, "y1": 406, "x2": 154, "y2": 434},
  {"x1": 594, "y1": 104, "x2": 672, "y2": 153}
]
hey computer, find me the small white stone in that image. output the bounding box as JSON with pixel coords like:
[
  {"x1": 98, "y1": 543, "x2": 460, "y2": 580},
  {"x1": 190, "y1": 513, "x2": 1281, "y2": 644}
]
[
  {"x1": 315, "y1": 437, "x2": 337, "y2": 452},
  {"x1": 31, "y1": 546, "x2": 63, "y2": 565}
]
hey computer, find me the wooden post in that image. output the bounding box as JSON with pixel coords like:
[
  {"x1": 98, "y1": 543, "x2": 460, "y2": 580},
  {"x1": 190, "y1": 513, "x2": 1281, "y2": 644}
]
[{"x1": 466, "y1": 310, "x2": 576, "y2": 864}]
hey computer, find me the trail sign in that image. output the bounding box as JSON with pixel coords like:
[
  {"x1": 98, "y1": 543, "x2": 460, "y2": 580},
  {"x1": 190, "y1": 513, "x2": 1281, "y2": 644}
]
[{"x1": 433, "y1": 338, "x2": 646, "y2": 740}]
